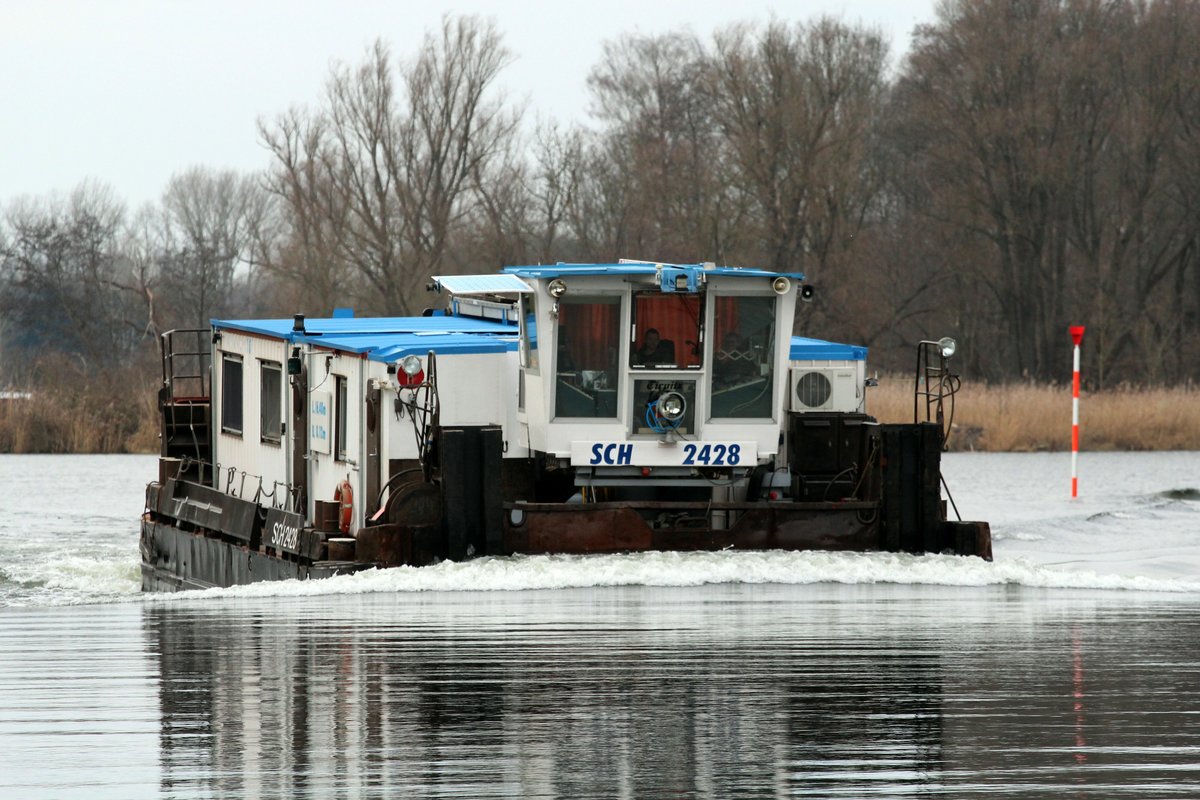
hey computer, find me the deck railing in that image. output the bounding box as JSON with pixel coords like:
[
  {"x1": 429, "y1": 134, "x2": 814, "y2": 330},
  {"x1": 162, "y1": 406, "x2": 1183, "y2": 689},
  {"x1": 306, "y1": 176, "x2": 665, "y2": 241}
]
[{"x1": 161, "y1": 329, "x2": 211, "y2": 401}]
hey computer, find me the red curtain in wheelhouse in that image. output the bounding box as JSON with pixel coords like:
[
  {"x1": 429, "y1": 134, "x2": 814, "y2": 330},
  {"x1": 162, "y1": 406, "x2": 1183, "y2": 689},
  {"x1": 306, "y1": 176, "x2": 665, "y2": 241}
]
[
  {"x1": 712, "y1": 296, "x2": 740, "y2": 345},
  {"x1": 632, "y1": 294, "x2": 707, "y2": 367},
  {"x1": 558, "y1": 295, "x2": 744, "y2": 371},
  {"x1": 558, "y1": 300, "x2": 620, "y2": 373}
]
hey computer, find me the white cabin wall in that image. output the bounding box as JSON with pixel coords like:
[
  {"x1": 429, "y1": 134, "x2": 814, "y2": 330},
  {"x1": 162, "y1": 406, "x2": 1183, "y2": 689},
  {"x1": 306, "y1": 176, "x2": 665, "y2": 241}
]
[
  {"x1": 424, "y1": 350, "x2": 527, "y2": 456},
  {"x1": 369, "y1": 362, "x2": 422, "y2": 463},
  {"x1": 499, "y1": 351, "x2": 528, "y2": 458},
  {"x1": 211, "y1": 332, "x2": 290, "y2": 502},
  {"x1": 306, "y1": 350, "x2": 365, "y2": 533},
  {"x1": 383, "y1": 397, "x2": 421, "y2": 461},
  {"x1": 208, "y1": 333, "x2": 528, "y2": 530},
  {"x1": 775, "y1": 286, "x2": 800, "y2": 420},
  {"x1": 436, "y1": 353, "x2": 508, "y2": 426},
  {"x1": 369, "y1": 350, "x2": 526, "y2": 467},
  {"x1": 363, "y1": 350, "x2": 529, "y2": 524},
  {"x1": 523, "y1": 373, "x2": 548, "y2": 453}
]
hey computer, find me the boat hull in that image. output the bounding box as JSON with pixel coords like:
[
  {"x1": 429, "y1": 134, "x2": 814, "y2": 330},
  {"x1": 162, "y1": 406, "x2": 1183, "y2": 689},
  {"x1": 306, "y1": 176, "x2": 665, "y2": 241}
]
[
  {"x1": 504, "y1": 500, "x2": 883, "y2": 553},
  {"x1": 140, "y1": 507, "x2": 991, "y2": 592},
  {"x1": 140, "y1": 518, "x2": 362, "y2": 592},
  {"x1": 140, "y1": 416, "x2": 991, "y2": 592}
]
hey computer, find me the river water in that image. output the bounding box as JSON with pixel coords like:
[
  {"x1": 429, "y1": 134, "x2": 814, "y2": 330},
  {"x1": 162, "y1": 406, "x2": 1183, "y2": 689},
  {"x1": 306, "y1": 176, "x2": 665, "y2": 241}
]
[{"x1": 1, "y1": 452, "x2": 1199, "y2": 798}]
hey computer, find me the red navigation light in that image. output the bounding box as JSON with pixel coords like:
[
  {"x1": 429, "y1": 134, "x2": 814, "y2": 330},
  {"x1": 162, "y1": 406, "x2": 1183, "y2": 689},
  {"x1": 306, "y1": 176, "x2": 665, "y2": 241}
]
[
  {"x1": 1069, "y1": 325, "x2": 1086, "y2": 346},
  {"x1": 397, "y1": 354, "x2": 424, "y2": 386}
]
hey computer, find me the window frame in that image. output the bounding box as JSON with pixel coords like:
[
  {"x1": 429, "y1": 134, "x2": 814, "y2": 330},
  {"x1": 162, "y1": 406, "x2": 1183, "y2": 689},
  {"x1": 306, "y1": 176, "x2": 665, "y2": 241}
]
[
  {"x1": 551, "y1": 293, "x2": 624, "y2": 421},
  {"x1": 334, "y1": 374, "x2": 349, "y2": 462},
  {"x1": 629, "y1": 291, "x2": 705, "y2": 370},
  {"x1": 519, "y1": 294, "x2": 539, "y2": 374},
  {"x1": 220, "y1": 353, "x2": 244, "y2": 436},
  {"x1": 259, "y1": 359, "x2": 283, "y2": 445},
  {"x1": 706, "y1": 292, "x2": 779, "y2": 421}
]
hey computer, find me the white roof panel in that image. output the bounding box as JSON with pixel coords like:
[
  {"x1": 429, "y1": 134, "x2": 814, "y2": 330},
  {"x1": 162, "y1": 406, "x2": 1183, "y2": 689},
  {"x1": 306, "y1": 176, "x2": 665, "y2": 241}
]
[{"x1": 433, "y1": 274, "x2": 533, "y2": 294}]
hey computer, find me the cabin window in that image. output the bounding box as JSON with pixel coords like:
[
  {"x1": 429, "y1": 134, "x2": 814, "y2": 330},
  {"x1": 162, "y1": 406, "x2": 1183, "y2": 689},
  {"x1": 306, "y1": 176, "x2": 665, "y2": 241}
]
[
  {"x1": 221, "y1": 354, "x2": 243, "y2": 435},
  {"x1": 260, "y1": 361, "x2": 283, "y2": 443},
  {"x1": 520, "y1": 294, "x2": 539, "y2": 372},
  {"x1": 334, "y1": 375, "x2": 349, "y2": 461},
  {"x1": 709, "y1": 295, "x2": 776, "y2": 418},
  {"x1": 554, "y1": 296, "x2": 621, "y2": 419},
  {"x1": 630, "y1": 293, "x2": 703, "y2": 369}
]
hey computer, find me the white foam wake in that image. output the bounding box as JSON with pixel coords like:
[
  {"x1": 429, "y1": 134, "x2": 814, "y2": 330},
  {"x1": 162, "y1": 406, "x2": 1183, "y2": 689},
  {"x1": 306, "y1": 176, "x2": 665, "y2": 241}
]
[
  {"x1": 149, "y1": 549, "x2": 1200, "y2": 602},
  {"x1": 0, "y1": 555, "x2": 141, "y2": 607}
]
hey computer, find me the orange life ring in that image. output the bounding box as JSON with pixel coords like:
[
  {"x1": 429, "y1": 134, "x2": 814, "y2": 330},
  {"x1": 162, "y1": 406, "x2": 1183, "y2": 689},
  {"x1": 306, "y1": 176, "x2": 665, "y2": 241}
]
[{"x1": 334, "y1": 479, "x2": 354, "y2": 533}]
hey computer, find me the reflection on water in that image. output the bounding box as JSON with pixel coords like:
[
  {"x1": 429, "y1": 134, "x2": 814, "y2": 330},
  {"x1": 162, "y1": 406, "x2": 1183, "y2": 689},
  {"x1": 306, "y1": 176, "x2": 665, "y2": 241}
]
[
  {"x1": 132, "y1": 586, "x2": 1200, "y2": 798},
  {"x1": 0, "y1": 605, "x2": 160, "y2": 800},
  {"x1": 4, "y1": 453, "x2": 1200, "y2": 797}
]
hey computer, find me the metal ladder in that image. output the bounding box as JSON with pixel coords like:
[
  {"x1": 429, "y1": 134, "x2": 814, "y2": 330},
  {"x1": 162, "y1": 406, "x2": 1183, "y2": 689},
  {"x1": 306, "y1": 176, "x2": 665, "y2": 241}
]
[{"x1": 159, "y1": 329, "x2": 212, "y2": 484}]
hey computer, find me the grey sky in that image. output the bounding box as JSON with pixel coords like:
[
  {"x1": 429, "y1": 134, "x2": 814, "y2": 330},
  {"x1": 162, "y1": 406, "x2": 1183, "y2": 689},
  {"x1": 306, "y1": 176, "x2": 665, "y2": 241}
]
[{"x1": 0, "y1": 0, "x2": 934, "y2": 210}]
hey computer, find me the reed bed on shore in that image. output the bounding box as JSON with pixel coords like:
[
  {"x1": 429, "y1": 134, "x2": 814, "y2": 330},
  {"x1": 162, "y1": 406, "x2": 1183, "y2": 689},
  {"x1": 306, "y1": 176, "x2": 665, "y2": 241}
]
[
  {"x1": 2, "y1": 370, "x2": 1198, "y2": 454},
  {"x1": 867, "y1": 376, "x2": 1200, "y2": 451},
  {"x1": 0, "y1": 369, "x2": 158, "y2": 454}
]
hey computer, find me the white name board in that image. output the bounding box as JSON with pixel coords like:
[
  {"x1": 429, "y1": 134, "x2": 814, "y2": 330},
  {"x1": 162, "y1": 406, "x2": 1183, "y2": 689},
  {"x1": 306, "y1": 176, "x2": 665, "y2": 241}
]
[
  {"x1": 310, "y1": 391, "x2": 331, "y2": 454},
  {"x1": 570, "y1": 440, "x2": 757, "y2": 468}
]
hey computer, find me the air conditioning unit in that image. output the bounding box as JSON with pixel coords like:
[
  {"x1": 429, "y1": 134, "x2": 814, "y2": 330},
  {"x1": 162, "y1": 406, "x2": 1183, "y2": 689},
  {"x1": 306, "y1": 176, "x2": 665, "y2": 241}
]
[{"x1": 790, "y1": 366, "x2": 861, "y2": 413}]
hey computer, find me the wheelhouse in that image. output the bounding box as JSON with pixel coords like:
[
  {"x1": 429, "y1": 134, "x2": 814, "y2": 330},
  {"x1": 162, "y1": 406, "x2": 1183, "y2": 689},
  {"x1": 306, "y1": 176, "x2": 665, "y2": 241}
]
[{"x1": 443, "y1": 261, "x2": 837, "y2": 474}]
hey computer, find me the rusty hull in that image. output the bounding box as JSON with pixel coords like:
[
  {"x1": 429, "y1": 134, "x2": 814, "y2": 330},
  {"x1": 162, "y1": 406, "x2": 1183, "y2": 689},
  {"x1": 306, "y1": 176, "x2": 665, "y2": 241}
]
[{"x1": 503, "y1": 500, "x2": 882, "y2": 555}]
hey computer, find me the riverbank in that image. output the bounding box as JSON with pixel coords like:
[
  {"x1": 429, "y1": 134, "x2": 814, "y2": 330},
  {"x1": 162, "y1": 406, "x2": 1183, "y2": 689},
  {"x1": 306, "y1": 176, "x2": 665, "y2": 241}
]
[
  {"x1": 0, "y1": 369, "x2": 158, "y2": 454},
  {"x1": 867, "y1": 378, "x2": 1200, "y2": 451},
  {"x1": 1, "y1": 375, "x2": 1197, "y2": 454}
]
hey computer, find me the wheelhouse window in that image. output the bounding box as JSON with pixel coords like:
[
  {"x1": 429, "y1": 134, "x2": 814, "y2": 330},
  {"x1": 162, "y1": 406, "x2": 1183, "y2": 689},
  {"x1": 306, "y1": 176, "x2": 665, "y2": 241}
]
[
  {"x1": 630, "y1": 293, "x2": 703, "y2": 369},
  {"x1": 554, "y1": 296, "x2": 621, "y2": 418},
  {"x1": 221, "y1": 354, "x2": 243, "y2": 435},
  {"x1": 520, "y1": 294, "x2": 539, "y2": 372},
  {"x1": 710, "y1": 295, "x2": 776, "y2": 418},
  {"x1": 260, "y1": 361, "x2": 282, "y2": 443},
  {"x1": 334, "y1": 375, "x2": 348, "y2": 461}
]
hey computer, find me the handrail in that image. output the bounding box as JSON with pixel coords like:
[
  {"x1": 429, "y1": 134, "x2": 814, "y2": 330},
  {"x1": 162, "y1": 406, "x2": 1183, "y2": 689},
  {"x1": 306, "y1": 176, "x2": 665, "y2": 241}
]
[
  {"x1": 913, "y1": 340, "x2": 961, "y2": 449},
  {"x1": 161, "y1": 329, "x2": 211, "y2": 402}
]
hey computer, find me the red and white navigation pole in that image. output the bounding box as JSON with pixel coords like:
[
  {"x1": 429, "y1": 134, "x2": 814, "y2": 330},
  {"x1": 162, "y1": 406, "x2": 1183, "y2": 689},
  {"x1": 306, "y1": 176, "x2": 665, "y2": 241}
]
[{"x1": 1069, "y1": 325, "x2": 1085, "y2": 498}]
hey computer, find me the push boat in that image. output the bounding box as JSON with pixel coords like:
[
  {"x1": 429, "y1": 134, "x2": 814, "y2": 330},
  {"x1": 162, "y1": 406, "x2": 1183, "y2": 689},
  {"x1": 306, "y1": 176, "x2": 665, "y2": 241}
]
[{"x1": 141, "y1": 261, "x2": 991, "y2": 591}]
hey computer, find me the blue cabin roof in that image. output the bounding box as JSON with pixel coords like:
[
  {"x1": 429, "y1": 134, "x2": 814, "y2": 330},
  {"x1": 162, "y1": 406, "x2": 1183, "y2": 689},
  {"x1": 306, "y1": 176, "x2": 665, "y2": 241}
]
[
  {"x1": 215, "y1": 314, "x2": 864, "y2": 364},
  {"x1": 789, "y1": 336, "x2": 867, "y2": 361},
  {"x1": 503, "y1": 261, "x2": 805, "y2": 281},
  {"x1": 212, "y1": 315, "x2": 519, "y2": 363},
  {"x1": 212, "y1": 263, "x2": 863, "y2": 364}
]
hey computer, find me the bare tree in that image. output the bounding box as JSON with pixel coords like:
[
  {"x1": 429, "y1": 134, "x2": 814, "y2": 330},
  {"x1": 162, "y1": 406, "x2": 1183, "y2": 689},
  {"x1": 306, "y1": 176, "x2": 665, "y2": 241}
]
[
  {"x1": 709, "y1": 18, "x2": 888, "y2": 279},
  {"x1": 260, "y1": 16, "x2": 521, "y2": 315},
  {"x1": 582, "y1": 31, "x2": 742, "y2": 262},
  {"x1": 1170, "y1": 2, "x2": 1200, "y2": 382},
  {"x1": 891, "y1": 0, "x2": 1200, "y2": 383},
  {"x1": 463, "y1": 127, "x2": 534, "y2": 268},
  {"x1": 257, "y1": 108, "x2": 353, "y2": 314},
  {"x1": 0, "y1": 182, "x2": 146, "y2": 368},
  {"x1": 118, "y1": 205, "x2": 166, "y2": 341},
  {"x1": 155, "y1": 166, "x2": 274, "y2": 327},
  {"x1": 527, "y1": 124, "x2": 586, "y2": 262}
]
